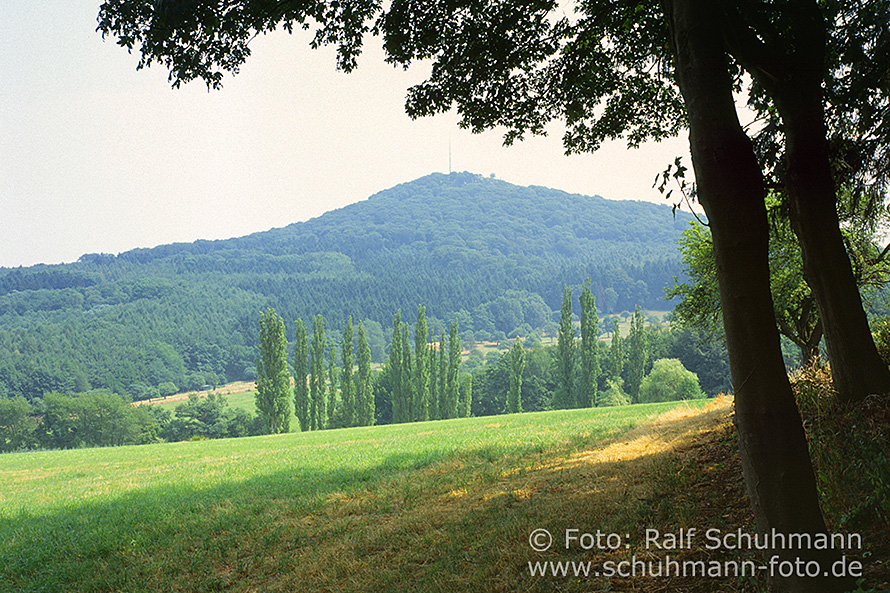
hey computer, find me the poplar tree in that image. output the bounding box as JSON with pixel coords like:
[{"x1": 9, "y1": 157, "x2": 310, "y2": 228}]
[
  {"x1": 341, "y1": 317, "x2": 355, "y2": 427},
  {"x1": 357, "y1": 320, "x2": 373, "y2": 426},
  {"x1": 293, "y1": 317, "x2": 310, "y2": 431},
  {"x1": 609, "y1": 318, "x2": 623, "y2": 382},
  {"x1": 255, "y1": 308, "x2": 290, "y2": 434},
  {"x1": 414, "y1": 304, "x2": 430, "y2": 422},
  {"x1": 428, "y1": 341, "x2": 439, "y2": 421},
  {"x1": 507, "y1": 338, "x2": 525, "y2": 414},
  {"x1": 459, "y1": 374, "x2": 472, "y2": 418},
  {"x1": 446, "y1": 321, "x2": 461, "y2": 419},
  {"x1": 400, "y1": 323, "x2": 413, "y2": 422},
  {"x1": 579, "y1": 279, "x2": 600, "y2": 407},
  {"x1": 310, "y1": 314, "x2": 326, "y2": 430},
  {"x1": 327, "y1": 343, "x2": 338, "y2": 427},
  {"x1": 437, "y1": 329, "x2": 447, "y2": 420},
  {"x1": 624, "y1": 307, "x2": 648, "y2": 404},
  {"x1": 389, "y1": 310, "x2": 403, "y2": 424},
  {"x1": 554, "y1": 286, "x2": 575, "y2": 409}
]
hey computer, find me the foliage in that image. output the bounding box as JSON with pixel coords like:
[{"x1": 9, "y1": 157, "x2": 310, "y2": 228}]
[
  {"x1": 0, "y1": 310, "x2": 731, "y2": 451},
  {"x1": 310, "y1": 314, "x2": 327, "y2": 430},
  {"x1": 255, "y1": 308, "x2": 290, "y2": 434},
  {"x1": 40, "y1": 390, "x2": 159, "y2": 449},
  {"x1": 0, "y1": 396, "x2": 38, "y2": 452},
  {"x1": 356, "y1": 321, "x2": 374, "y2": 426},
  {"x1": 389, "y1": 310, "x2": 405, "y2": 424},
  {"x1": 0, "y1": 174, "x2": 690, "y2": 401},
  {"x1": 163, "y1": 393, "x2": 255, "y2": 441},
  {"x1": 670, "y1": 191, "x2": 890, "y2": 365},
  {"x1": 554, "y1": 285, "x2": 575, "y2": 409},
  {"x1": 293, "y1": 318, "x2": 310, "y2": 431},
  {"x1": 466, "y1": 314, "x2": 729, "y2": 418},
  {"x1": 871, "y1": 316, "x2": 890, "y2": 367},
  {"x1": 459, "y1": 374, "x2": 472, "y2": 418},
  {"x1": 608, "y1": 317, "x2": 624, "y2": 382},
  {"x1": 578, "y1": 279, "x2": 599, "y2": 408},
  {"x1": 507, "y1": 339, "x2": 525, "y2": 414},
  {"x1": 445, "y1": 321, "x2": 461, "y2": 419},
  {"x1": 326, "y1": 343, "x2": 338, "y2": 428},
  {"x1": 668, "y1": 328, "x2": 732, "y2": 397},
  {"x1": 638, "y1": 359, "x2": 704, "y2": 404},
  {"x1": 599, "y1": 380, "x2": 630, "y2": 407},
  {"x1": 413, "y1": 305, "x2": 430, "y2": 422},
  {"x1": 339, "y1": 317, "x2": 355, "y2": 427},
  {"x1": 791, "y1": 365, "x2": 890, "y2": 533},
  {"x1": 623, "y1": 307, "x2": 648, "y2": 403}
]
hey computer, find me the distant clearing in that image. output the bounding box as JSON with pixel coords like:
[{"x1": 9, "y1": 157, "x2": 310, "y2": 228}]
[{"x1": 132, "y1": 381, "x2": 257, "y2": 407}]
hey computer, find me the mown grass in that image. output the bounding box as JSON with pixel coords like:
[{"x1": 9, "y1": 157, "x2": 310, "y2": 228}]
[
  {"x1": 0, "y1": 401, "x2": 712, "y2": 593},
  {"x1": 150, "y1": 387, "x2": 261, "y2": 415}
]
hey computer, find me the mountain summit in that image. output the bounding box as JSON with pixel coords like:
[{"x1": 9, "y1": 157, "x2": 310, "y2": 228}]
[{"x1": 0, "y1": 173, "x2": 692, "y2": 399}]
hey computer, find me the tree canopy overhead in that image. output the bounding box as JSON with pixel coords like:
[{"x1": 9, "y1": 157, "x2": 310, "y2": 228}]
[{"x1": 98, "y1": 0, "x2": 685, "y2": 151}]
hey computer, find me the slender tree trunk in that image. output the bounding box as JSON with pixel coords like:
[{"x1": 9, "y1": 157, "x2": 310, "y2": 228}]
[
  {"x1": 781, "y1": 93, "x2": 890, "y2": 402},
  {"x1": 663, "y1": 1, "x2": 849, "y2": 590}
]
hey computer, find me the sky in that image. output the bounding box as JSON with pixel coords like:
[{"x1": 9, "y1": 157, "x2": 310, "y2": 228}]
[{"x1": 0, "y1": 2, "x2": 691, "y2": 269}]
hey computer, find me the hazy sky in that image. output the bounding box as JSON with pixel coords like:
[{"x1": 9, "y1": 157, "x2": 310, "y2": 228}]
[{"x1": 0, "y1": 2, "x2": 690, "y2": 269}]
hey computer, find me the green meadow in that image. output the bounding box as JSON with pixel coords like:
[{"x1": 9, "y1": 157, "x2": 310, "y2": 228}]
[{"x1": 1, "y1": 401, "x2": 712, "y2": 593}]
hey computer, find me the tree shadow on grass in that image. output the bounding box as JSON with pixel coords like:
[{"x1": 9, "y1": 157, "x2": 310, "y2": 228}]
[{"x1": 0, "y1": 403, "x2": 734, "y2": 593}]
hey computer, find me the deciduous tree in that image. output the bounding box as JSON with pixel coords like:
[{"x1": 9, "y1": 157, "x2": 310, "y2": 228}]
[
  {"x1": 459, "y1": 374, "x2": 472, "y2": 418},
  {"x1": 507, "y1": 338, "x2": 525, "y2": 414},
  {"x1": 389, "y1": 310, "x2": 404, "y2": 424},
  {"x1": 554, "y1": 286, "x2": 575, "y2": 409},
  {"x1": 340, "y1": 317, "x2": 355, "y2": 427},
  {"x1": 623, "y1": 307, "x2": 647, "y2": 403},
  {"x1": 255, "y1": 308, "x2": 290, "y2": 434},
  {"x1": 414, "y1": 305, "x2": 430, "y2": 421},
  {"x1": 293, "y1": 317, "x2": 310, "y2": 432},
  {"x1": 327, "y1": 343, "x2": 338, "y2": 427},
  {"x1": 357, "y1": 320, "x2": 374, "y2": 426},
  {"x1": 578, "y1": 279, "x2": 599, "y2": 407},
  {"x1": 446, "y1": 321, "x2": 461, "y2": 418},
  {"x1": 608, "y1": 318, "x2": 623, "y2": 383},
  {"x1": 310, "y1": 314, "x2": 326, "y2": 430}
]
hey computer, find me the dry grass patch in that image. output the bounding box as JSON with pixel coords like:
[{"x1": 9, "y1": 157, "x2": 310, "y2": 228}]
[{"x1": 214, "y1": 398, "x2": 748, "y2": 593}]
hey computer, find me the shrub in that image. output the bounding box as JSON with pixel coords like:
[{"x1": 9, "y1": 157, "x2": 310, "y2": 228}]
[
  {"x1": 791, "y1": 364, "x2": 890, "y2": 532},
  {"x1": 598, "y1": 380, "x2": 629, "y2": 407},
  {"x1": 158, "y1": 382, "x2": 178, "y2": 397},
  {"x1": 638, "y1": 358, "x2": 704, "y2": 403}
]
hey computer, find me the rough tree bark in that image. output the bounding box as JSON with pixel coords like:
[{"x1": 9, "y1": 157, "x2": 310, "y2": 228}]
[
  {"x1": 730, "y1": 0, "x2": 890, "y2": 403},
  {"x1": 663, "y1": 0, "x2": 851, "y2": 590},
  {"x1": 780, "y1": 84, "x2": 890, "y2": 403}
]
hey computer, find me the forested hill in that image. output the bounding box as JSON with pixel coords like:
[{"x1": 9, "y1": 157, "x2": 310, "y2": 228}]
[{"x1": 0, "y1": 172, "x2": 693, "y2": 400}]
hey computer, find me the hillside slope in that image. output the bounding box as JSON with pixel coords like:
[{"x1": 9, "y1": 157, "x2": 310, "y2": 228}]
[{"x1": 0, "y1": 172, "x2": 693, "y2": 399}]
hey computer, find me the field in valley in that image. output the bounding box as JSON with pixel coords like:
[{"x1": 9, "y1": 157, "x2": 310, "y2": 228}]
[{"x1": 1, "y1": 399, "x2": 760, "y2": 593}]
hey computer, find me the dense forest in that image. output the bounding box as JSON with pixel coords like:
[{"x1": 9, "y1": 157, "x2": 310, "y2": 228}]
[{"x1": 0, "y1": 172, "x2": 693, "y2": 401}]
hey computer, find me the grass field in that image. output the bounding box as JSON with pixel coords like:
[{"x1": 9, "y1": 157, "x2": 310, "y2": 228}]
[
  {"x1": 147, "y1": 385, "x2": 262, "y2": 415},
  {"x1": 1, "y1": 400, "x2": 739, "y2": 593}
]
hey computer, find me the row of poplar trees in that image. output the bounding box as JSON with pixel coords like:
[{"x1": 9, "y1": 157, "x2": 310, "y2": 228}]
[
  {"x1": 389, "y1": 305, "x2": 470, "y2": 423},
  {"x1": 523, "y1": 279, "x2": 648, "y2": 412},
  {"x1": 255, "y1": 308, "x2": 373, "y2": 433}
]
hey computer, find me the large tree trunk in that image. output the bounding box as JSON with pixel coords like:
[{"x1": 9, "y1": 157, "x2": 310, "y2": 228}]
[
  {"x1": 663, "y1": 1, "x2": 850, "y2": 590},
  {"x1": 752, "y1": 1, "x2": 890, "y2": 403}
]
